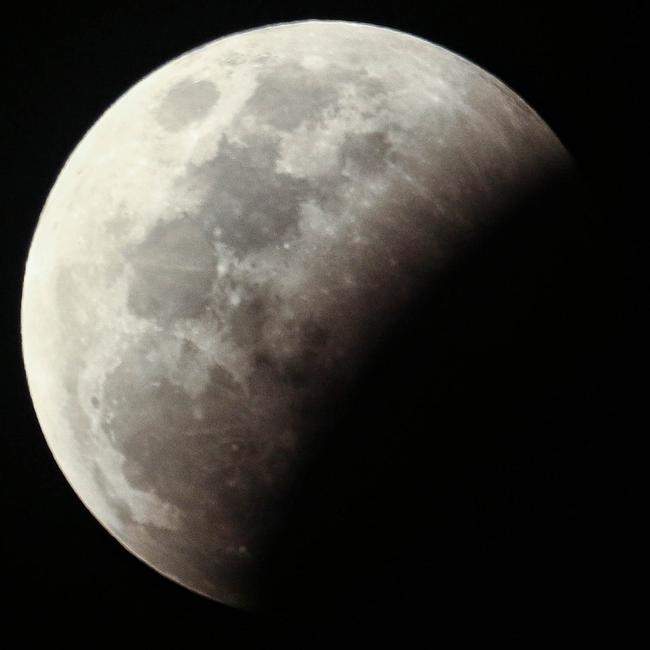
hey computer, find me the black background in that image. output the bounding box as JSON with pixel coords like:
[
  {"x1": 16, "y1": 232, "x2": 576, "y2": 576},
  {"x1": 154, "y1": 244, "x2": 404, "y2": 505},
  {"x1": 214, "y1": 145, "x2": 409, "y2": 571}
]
[{"x1": 3, "y1": 1, "x2": 645, "y2": 647}]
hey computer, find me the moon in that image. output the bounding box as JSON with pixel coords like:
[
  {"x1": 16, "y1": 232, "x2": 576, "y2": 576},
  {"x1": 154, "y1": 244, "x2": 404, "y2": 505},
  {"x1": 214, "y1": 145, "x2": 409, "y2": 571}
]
[{"x1": 21, "y1": 20, "x2": 571, "y2": 609}]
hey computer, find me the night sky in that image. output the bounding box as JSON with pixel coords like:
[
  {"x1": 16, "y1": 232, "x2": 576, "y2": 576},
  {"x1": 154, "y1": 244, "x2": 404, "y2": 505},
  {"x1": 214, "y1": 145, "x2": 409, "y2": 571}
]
[{"x1": 4, "y1": 2, "x2": 644, "y2": 647}]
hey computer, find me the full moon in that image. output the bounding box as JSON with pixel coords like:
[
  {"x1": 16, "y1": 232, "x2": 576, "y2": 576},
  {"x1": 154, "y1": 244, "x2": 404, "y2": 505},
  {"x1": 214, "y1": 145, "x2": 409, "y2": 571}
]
[{"x1": 22, "y1": 20, "x2": 571, "y2": 609}]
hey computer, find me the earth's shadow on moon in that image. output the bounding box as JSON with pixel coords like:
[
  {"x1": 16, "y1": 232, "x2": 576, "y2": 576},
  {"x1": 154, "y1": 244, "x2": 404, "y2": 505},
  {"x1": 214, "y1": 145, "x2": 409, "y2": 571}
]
[{"x1": 251, "y1": 168, "x2": 600, "y2": 623}]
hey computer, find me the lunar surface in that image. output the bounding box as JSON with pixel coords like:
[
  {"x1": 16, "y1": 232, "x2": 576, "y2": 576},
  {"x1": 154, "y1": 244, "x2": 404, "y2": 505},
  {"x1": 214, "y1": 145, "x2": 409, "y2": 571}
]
[{"x1": 21, "y1": 20, "x2": 571, "y2": 608}]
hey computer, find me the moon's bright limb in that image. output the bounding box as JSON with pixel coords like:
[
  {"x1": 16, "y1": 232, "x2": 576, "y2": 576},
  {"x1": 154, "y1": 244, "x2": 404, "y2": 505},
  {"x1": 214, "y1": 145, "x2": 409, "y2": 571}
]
[{"x1": 21, "y1": 20, "x2": 571, "y2": 608}]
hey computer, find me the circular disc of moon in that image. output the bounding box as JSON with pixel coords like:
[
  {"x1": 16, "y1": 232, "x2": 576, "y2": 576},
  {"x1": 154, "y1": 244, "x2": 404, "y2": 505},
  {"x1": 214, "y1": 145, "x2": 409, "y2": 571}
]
[{"x1": 21, "y1": 20, "x2": 571, "y2": 608}]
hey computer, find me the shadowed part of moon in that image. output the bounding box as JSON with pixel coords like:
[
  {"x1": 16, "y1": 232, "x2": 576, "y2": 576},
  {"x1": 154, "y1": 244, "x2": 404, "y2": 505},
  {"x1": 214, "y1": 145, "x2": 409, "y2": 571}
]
[{"x1": 255, "y1": 170, "x2": 591, "y2": 618}]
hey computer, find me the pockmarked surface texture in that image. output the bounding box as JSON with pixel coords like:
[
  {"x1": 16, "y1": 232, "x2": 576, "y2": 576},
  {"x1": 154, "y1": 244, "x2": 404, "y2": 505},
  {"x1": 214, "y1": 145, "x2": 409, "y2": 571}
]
[{"x1": 21, "y1": 20, "x2": 571, "y2": 608}]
